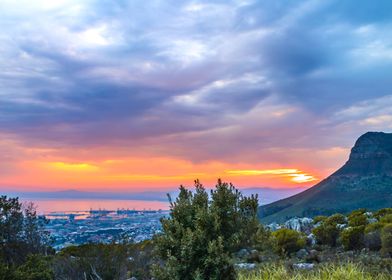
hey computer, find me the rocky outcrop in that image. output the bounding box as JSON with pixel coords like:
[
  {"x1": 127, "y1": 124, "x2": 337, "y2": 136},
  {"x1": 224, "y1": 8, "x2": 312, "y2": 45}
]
[
  {"x1": 235, "y1": 263, "x2": 256, "y2": 270},
  {"x1": 292, "y1": 263, "x2": 314, "y2": 270},
  {"x1": 284, "y1": 217, "x2": 313, "y2": 234},
  {"x1": 334, "y1": 132, "x2": 392, "y2": 176}
]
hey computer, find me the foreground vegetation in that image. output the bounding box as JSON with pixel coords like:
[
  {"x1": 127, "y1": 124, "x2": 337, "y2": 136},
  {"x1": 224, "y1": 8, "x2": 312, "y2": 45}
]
[
  {"x1": 239, "y1": 262, "x2": 391, "y2": 280},
  {"x1": 0, "y1": 180, "x2": 392, "y2": 279}
]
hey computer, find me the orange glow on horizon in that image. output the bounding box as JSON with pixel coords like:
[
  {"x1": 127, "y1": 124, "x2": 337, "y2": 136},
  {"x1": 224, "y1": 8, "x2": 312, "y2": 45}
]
[
  {"x1": 47, "y1": 162, "x2": 99, "y2": 172},
  {"x1": 226, "y1": 169, "x2": 317, "y2": 183},
  {"x1": 0, "y1": 156, "x2": 320, "y2": 191},
  {"x1": 0, "y1": 137, "x2": 326, "y2": 192}
]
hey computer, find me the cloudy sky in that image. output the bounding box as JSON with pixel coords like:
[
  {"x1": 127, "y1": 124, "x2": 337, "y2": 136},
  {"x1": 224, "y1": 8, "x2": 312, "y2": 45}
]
[{"x1": 1, "y1": 0, "x2": 392, "y2": 192}]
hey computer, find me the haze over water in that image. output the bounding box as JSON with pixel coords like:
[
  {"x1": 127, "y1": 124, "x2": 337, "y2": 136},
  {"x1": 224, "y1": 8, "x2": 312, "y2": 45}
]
[{"x1": 22, "y1": 199, "x2": 169, "y2": 214}]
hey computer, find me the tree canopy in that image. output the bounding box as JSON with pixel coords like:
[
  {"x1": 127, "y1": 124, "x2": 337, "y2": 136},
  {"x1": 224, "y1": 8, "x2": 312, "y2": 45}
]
[{"x1": 153, "y1": 179, "x2": 260, "y2": 280}]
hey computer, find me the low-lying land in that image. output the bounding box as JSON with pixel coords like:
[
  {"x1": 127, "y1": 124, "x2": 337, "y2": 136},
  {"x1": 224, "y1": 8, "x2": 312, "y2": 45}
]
[{"x1": 0, "y1": 180, "x2": 391, "y2": 279}]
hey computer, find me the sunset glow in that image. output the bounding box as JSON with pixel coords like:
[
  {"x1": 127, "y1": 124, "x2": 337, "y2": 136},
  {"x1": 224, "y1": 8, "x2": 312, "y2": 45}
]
[
  {"x1": 1, "y1": 147, "x2": 320, "y2": 191},
  {"x1": 1, "y1": 0, "x2": 391, "y2": 194},
  {"x1": 47, "y1": 162, "x2": 100, "y2": 172},
  {"x1": 227, "y1": 169, "x2": 317, "y2": 183}
]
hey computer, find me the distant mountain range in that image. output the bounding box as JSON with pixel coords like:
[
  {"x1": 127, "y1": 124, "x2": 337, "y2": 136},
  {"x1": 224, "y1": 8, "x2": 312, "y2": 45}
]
[
  {"x1": 4, "y1": 189, "x2": 171, "y2": 202},
  {"x1": 3, "y1": 187, "x2": 304, "y2": 205},
  {"x1": 259, "y1": 132, "x2": 392, "y2": 223}
]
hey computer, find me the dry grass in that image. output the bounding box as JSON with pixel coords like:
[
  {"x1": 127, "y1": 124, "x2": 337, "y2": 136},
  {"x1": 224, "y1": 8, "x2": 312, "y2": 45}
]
[{"x1": 238, "y1": 262, "x2": 392, "y2": 280}]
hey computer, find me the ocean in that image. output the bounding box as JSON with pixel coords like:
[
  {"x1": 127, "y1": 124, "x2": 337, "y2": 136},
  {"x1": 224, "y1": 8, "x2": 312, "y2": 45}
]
[{"x1": 21, "y1": 199, "x2": 170, "y2": 215}]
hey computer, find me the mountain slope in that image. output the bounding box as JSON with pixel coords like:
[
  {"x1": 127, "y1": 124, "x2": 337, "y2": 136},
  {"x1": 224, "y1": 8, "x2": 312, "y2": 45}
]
[{"x1": 259, "y1": 132, "x2": 392, "y2": 223}]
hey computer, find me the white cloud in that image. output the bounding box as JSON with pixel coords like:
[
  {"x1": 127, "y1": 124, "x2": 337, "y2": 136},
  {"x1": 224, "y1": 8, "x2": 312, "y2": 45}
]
[{"x1": 333, "y1": 95, "x2": 392, "y2": 131}]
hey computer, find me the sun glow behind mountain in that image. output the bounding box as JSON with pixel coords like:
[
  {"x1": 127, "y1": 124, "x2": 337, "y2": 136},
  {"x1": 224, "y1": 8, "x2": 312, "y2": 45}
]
[{"x1": 226, "y1": 169, "x2": 317, "y2": 183}]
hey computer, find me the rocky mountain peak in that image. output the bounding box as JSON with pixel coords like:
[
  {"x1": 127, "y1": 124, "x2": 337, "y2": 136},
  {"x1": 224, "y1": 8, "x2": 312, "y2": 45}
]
[
  {"x1": 334, "y1": 132, "x2": 392, "y2": 176},
  {"x1": 260, "y1": 131, "x2": 392, "y2": 223}
]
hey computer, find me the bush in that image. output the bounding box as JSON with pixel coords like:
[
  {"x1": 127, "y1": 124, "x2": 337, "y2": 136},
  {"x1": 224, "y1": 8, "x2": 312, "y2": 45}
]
[
  {"x1": 312, "y1": 214, "x2": 345, "y2": 247},
  {"x1": 252, "y1": 226, "x2": 272, "y2": 252},
  {"x1": 365, "y1": 222, "x2": 384, "y2": 233},
  {"x1": 380, "y1": 214, "x2": 392, "y2": 224},
  {"x1": 271, "y1": 229, "x2": 305, "y2": 256},
  {"x1": 364, "y1": 231, "x2": 382, "y2": 251},
  {"x1": 381, "y1": 223, "x2": 392, "y2": 257},
  {"x1": 374, "y1": 208, "x2": 392, "y2": 220},
  {"x1": 340, "y1": 226, "x2": 365, "y2": 250},
  {"x1": 364, "y1": 223, "x2": 384, "y2": 251},
  {"x1": 326, "y1": 214, "x2": 346, "y2": 225},
  {"x1": 313, "y1": 216, "x2": 327, "y2": 224},
  {"x1": 54, "y1": 244, "x2": 128, "y2": 280},
  {"x1": 348, "y1": 210, "x2": 368, "y2": 227},
  {"x1": 13, "y1": 255, "x2": 54, "y2": 280},
  {"x1": 153, "y1": 179, "x2": 260, "y2": 280}
]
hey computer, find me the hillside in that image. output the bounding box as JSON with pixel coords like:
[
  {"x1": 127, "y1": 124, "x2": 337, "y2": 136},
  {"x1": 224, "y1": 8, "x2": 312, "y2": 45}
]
[{"x1": 259, "y1": 132, "x2": 392, "y2": 223}]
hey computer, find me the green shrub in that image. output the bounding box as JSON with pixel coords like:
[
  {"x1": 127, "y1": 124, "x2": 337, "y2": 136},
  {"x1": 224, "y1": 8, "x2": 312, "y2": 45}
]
[
  {"x1": 380, "y1": 214, "x2": 392, "y2": 224},
  {"x1": 312, "y1": 215, "x2": 346, "y2": 247},
  {"x1": 153, "y1": 179, "x2": 260, "y2": 280},
  {"x1": 365, "y1": 222, "x2": 384, "y2": 233},
  {"x1": 313, "y1": 225, "x2": 337, "y2": 247},
  {"x1": 13, "y1": 255, "x2": 54, "y2": 280},
  {"x1": 55, "y1": 244, "x2": 129, "y2": 280},
  {"x1": 374, "y1": 208, "x2": 392, "y2": 220},
  {"x1": 381, "y1": 223, "x2": 392, "y2": 257},
  {"x1": 252, "y1": 226, "x2": 272, "y2": 252},
  {"x1": 340, "y1": 226, "x2": 365, "y2": 250},
  {"x1": 313, "y1": 216, "x2": 327, "y2": 224},
  {"x1": 348, "y1": 210, "x2": 368, "y2": 227},
  {"x1": 326, "y1": 214, "x2": 346, "y2": 225},
  {"x1": 363, "y1": 222, "x2": 384, "y2": 251},
  {"x1": 364, "y1": 231, "x2": 382, "y2": 251},
  {"x1": 271, "y1": 229, "x2": 305, "y2": 256},
  {"x1": 0, "y1": 262, "x2": 10, "y2": 280}
]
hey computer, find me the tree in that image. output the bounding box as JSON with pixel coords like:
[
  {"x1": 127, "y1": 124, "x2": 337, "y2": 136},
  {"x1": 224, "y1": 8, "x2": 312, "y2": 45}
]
[
  {"x1": 153, "y1": 179, "x2": 259, "y2": 280},
  {"x1": 22, "y1": 203, "x2": 51, "y2": 256},
  {"x1": 271, "y1": 229, "x2": 305, "y2": 256},
  {"x1": 0, "y1": 196, "x2": 52, "y2": 265},
  {"x1": 0, "y1": 196, "x2": 24, "y2": 264}
]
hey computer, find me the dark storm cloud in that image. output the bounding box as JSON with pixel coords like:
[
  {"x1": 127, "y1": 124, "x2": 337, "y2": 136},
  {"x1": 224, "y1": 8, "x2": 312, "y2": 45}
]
[{"x1": 1, "y1": 0, "x2": 392, "y2": 161}]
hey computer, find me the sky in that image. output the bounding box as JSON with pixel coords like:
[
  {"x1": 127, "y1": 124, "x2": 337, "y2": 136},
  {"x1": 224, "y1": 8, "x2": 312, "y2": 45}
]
[{"x1": 1, "y1": 0, "x2": 392, "y2": 192}]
